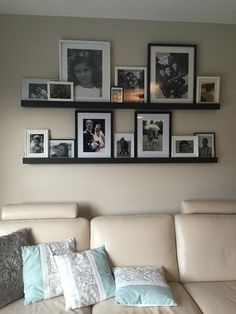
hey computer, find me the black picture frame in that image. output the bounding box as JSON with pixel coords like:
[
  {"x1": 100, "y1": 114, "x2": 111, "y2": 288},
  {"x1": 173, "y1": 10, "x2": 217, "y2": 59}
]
[{"x1": 194, "y1": 132, "x2": 216, "y2": 158}]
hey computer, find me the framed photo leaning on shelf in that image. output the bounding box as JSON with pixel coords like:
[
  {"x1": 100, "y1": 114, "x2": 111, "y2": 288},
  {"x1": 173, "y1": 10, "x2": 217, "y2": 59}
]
[
  {"x1": 24, "y1": 129, "x2": 49, "y2": 158},
  {"x1": 110, "y1": 86, "x2": 124, "y2": 103},
  {"x1": 196, "y1": 76, "x2": 220, "y2": 103},
  {"x1": 76, "y1": 111, "x2": 113, "y2": 158},
  {"x1": 172, "y1": 136, "x2": 198, "y2": 157},
  {"x1": 194, "y1": 133, "x2": 215, "y2": 157},
  {"x1": 114, "y1": 133, "x2": 134, "y2": 158},
  {"x1": 21, "y1": 78, "x2": 55, "y2": 100},
  {"x1": 135, "y1": 112, "x2": 171, "y2": 158},
  {"x1": 59, "y1": 40, "x2": 110, "y2": 102},
  {"x1": 148, "y1": 44, "x2": 196, "y2": 103},
  {"x1": 48, "y1": 81, "x2": 73, "y2": 101},
  {"x1": 49, "y1": 139, "x2": 75, "y2": 158},
  {"x1": 115, "y1": 66, "x2": 147, "y2": 103}
]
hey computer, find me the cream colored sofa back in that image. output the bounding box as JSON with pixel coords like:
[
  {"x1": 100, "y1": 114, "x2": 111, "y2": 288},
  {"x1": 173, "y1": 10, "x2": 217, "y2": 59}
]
[
  {"x1": 0, "y1": 203, "x2": 89, "y2": 252},
  {"x1": 90, "y1": 214, "x2": 179, "y2": 281},
  {"x1": 175, "y1": 200, "x2": 236, "y2": 283}
]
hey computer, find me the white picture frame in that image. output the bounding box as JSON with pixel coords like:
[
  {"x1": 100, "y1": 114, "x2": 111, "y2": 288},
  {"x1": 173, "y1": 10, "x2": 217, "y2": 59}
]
[
  {"x1": 21, "y1": 78, "x2": 56, "y2": 100},
  {"x1": 47, "y1": 81, "x2": 73, "y2": 101},
  {"x1": 114, "y1": 133, "x2": 134, "y2": 158},
  {"x1": 59, "y1": 40, "x2": 110, "y2": 102},
  {"x1": 194, "y1": 132, "x2": 215, "y2": 158},
  {"x1": 172, "y1": 135, "x2": 199, "y2": 157},
  {"x1": 196, "y1": 76, "x2": 220, "y2": 103},
  {"x1": 24, "y1": 129, "x2": 49, "y2": 158}
]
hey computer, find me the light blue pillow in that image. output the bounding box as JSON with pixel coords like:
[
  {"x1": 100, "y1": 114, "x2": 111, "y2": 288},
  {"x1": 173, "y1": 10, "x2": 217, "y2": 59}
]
[
  {"x1": 114, "y1": 266, "x2": 177, "y2": 306},
  {"x1": 21, "y1": 238, "x2": 75, "y2": 304},
  {"x1": 55, "y1": 245, "x2": 115, "y2": 310}
]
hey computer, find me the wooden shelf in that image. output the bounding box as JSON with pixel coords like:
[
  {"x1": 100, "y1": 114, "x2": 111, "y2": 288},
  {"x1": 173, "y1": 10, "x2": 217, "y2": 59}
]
[
  {"x1": 21, "y1": 100, "x2": 220, "y2": 110},
  {"x1": 23, "y1": 157, "x2": 218, "y2": 164}
]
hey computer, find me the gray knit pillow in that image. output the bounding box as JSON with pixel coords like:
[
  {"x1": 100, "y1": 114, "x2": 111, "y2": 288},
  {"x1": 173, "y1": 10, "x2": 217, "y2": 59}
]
[{"x1": 0, "y1": 229, "x2": 30, "y2": 308}]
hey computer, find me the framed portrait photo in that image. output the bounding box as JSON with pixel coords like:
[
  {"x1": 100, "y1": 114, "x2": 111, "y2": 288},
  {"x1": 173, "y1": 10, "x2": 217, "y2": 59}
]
[
  {"x1": 59, "y1": 40, "x2": 110, "y2": 102},
  {"x1": 111, "y1": 86, "x2": 124, "y2": 103},
  {"x1": 76, "y1": 111, "x2": 113, "y2": 158},
  {"x1": 24, "y1": 129, "x2": 49, "y2": 158},
  {"x1": 49, "y1": 139, "x2": 75, "y2": 158},
  {"x1": 196, "y1": 76, "x2": 220, "y2": 103},
  {"x1": 194, "y1": 133, "x2": 215, "y2": 158},
  {"x1": 114, "y1": 133, "x2": 134, "y2": 158},
  {"x1": 172, "y1": 136, "x2": 198, "y2": 157},
  {"x1": 21, "y1": 78, "x2": 56, "y2": 100},
  {"x1": 148, "y1": 44, "x2": 196, "y2": 103},
  {"x1": 48, "y1": 81, "x2": 73, "y2": 101},
  {"x1": 135, "y1": 112, "x2": 171, "y2": 158},
  {"x1": 115, "y1": 66, "x2": 147, "y2": 103}
]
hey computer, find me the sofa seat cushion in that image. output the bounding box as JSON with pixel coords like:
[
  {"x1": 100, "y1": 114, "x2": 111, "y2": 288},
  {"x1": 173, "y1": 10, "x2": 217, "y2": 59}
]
[
  {"x1": 184, "y1": 281, "x2": 236, "y2": 314},
  {"x1": 92, "y1": 283, "x2": 202, "y2": 314},
  {"x1": 0, "y1": 296, "x2": 91, "y2": 314}
]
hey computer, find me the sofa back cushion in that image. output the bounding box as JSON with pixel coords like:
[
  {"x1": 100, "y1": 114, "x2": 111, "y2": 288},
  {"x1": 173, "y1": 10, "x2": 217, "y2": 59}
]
[
  {"x1": 175, "y1": 214, "x2": 236, "y2": 282},
  {"x1": 90, "y1": 214, "x2": 179, "y2": 281}
]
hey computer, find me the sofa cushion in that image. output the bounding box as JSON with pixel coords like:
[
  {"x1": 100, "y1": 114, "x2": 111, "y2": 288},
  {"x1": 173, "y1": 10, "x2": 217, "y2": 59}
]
[
  {"x1": 184, "y1": 281, "x2": 236, "y2": 314},
  {"x1": 114, "y1": 266, "x2": 177, "y2": 306},
  {"x1": 55, "y1": 246, "x2": 115, "y2": 310},
  {"x1": 181, "y1": 200, "x2": 236, "y2": 214},
  {"x1": 22, "y1": 238, "x2": 75, "y2": 304},
  {"x1": 0, "y1": 229, "x2": 30, "y2": 309},
  {"x1": 90, "y1": 215, "x2": 179, "y2": 281},
  {"x1": 92, "y1": 283, "x2": 202, "y2": 314}
]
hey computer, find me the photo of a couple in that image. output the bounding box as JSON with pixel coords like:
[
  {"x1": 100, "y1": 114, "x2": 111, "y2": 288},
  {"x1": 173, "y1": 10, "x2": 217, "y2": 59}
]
[{"x1": 83, "y1": 119, "x2": 105, "y2": 153}]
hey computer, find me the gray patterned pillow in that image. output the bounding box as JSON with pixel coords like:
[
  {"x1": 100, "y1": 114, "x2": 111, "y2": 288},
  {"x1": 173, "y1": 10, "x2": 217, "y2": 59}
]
[{"x1": 0, "y1": 229, "x2": 30, "y2": 309}]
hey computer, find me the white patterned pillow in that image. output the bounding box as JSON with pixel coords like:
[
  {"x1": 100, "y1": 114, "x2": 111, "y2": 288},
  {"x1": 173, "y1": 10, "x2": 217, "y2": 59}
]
[
  {"x1": 22, "y1": 238, "x2": 75, "y2": 304},
  {"x1": 55, "y1": 245, "x2": 115, "y2": 310},
  {"x1": 114, "y1": 266, "x2": 177, "y2": 306}
]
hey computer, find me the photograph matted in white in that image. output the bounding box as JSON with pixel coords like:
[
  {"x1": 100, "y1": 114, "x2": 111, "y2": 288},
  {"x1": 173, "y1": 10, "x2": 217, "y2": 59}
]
[
  {"x1": 24, "y1": 129, "x2": 49, "y2": 158},
  {"x1": 21, "y1": 78, "x2": 56, "y2": 100},
  {"x1": 196, "y1": 76, "x2": 220, "y2": 103},
  {"x1": 48, "y1": 81, "x2": 73, "y2": 101},
  {"x1": 172, "y1": 135, "x2": 198, "y2": 157},
  {"x1": 114, "y1": 133, "x2": 134, "y2": 158},
  {"x1": 194, "y1": 133, "x2": 215, "y2": 158}
]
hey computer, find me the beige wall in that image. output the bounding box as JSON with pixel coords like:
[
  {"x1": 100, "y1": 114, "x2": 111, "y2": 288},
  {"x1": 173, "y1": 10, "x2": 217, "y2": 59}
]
[{"x1": 0, "y1": 15, "x2": 235, "y2": 218}]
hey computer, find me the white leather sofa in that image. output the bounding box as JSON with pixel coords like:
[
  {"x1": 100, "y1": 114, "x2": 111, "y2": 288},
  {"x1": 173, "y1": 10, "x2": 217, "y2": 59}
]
[{"x1": 0, "y1": 200, "x2": 236, "y2": 314}]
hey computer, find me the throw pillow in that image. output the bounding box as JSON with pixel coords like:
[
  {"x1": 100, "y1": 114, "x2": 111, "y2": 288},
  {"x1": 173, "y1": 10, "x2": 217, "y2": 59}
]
[
  {"x1": 22, "y1": 238, "x2": 75, "y2": 304},
  {"x1": 55, "y1": 245, "x2": 115, "y2": 310},
  {"x1": 0, "y1": 228, "x2": 30, "y2": 309},
  {"x1": 113, "y1": 266, "x2": 177, "y2": 306}
]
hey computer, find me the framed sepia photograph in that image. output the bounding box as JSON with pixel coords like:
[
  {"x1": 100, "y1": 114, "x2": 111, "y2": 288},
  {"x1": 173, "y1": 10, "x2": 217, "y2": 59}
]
[
  {"x1": 49, "y1": 139, "x2": 75, "y2": 158},
  {"x1": 59, "y1": 40, "x2": 110, "y2": 102},
  {"x1": 135, "y1": 112, "x2": 171, "y2": 158},
  {"x1": 114, "y1": 133, "x2": 134, "y2": 158},
  {"x1": 148, "y1": 44, "x2": 196, "y2": 103},
  {"x1": 24, "y1": 129, "x2": 49, "y2": 158},
  {"x1": 172, "y1": 136, "x2": 198, "y2": 157},
  {"x1": 194, "y1": 132, "x2": 215, "y2": 158},
  {"x1": 196, "y1": 76, "x2": 220, "y2": 103},
  {"x1": 115, "y1": 66, "x2": 147, "y2": 103},
  {"x1": 111, "y1": 86, "x2": 124, "y2": 103},
  {"x1": 48, "y1": 81, "x2": 73, "y2": 101},
  {"x1": 75, "y1": 111, "x2": 112, "y2": 158},
  {"x1": 21, "y1": 78, "x2": 56, "y2": 100}
]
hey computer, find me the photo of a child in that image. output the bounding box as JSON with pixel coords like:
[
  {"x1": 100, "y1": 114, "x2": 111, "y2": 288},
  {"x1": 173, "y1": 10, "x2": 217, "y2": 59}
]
[
  {"x1": 30, "y1": 134, "x2": 44, "y2": 154},
  {"x1": 50, "y1": 140, "x2": 75, "y2": 158}
]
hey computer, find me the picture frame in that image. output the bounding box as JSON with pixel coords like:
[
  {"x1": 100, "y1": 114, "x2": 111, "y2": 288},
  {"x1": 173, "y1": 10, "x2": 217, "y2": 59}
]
[
  {"x1": 172, "y1": 136, "x2": 199, "y2": 157},
  {"x1": 49, "y1": 139, "x2": 75, "y2": 158},
  {"x1": 148, "y1": 44, "x2": 196, "y2": 103},
  {"x1": 114, "y1": 133, "x2": 134, "y2": 158},
  {"x1": 111, "y1": 86, "x2": 124, "y2": 103},
  {"x1": 75, "y1": 111, "x2": 113, "y2": 158},
  {"x1": 135, "y1": 112, "x2": 171, "y2": 158},
  {"x1": 59, "y1": 40, "x2": 110, "y2": 102},
  {"x1": 194, "y1": 132, "x2": 215, "y2": 158},
  {"x1": 115, "y1": 66, "x2": 147, "y2": 103},
  {"x1": 24, "y1": 129, "x2": 49, "y2": 158},
  {"x1": 48, "y1": 81, "x2": 73, "y2": 101},
  {"x1": 196, "y1": 76, "x2": 220, "y2": 103},
  {"x1": 21, "y1": 78, "x2": 56, "y2": 100}
]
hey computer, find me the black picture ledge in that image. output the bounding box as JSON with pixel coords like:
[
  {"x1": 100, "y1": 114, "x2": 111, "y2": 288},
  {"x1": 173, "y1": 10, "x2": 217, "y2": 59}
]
[
  {"x1": 21, "y1": 100, "x2": 220, "y2": 110},
  {"x1": 23, "y1": 157, "x2": 218, "y2": 164}
]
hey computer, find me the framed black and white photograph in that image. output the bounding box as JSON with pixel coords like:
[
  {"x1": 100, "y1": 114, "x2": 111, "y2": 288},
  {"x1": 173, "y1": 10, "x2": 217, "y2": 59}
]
[
  {"x1": 172, "y1": 136, "x2": 198, "y2": 157},
  {"x1": 49, "y1": 139, "x2": 75, "y2": 158},
  {"x1": 194, "y1": 133, "x2": 215, "y2": 157},
  {"x1": 114, "y1": 133, "x2": 134, "y2": 158},
  {"x1": 111, "y1": 86, "x2": 124, "y2": 103},
  {"x1": 135, "y1": 112, "x2": 171, "y2": 158},
  {"x1": 196, "y1": 76, "x2": 220, "y2": 103},
  {"x1": 21, "y1": 78, "x2": 55, "y2": 100},
  {"x1": 148, "y1": 44, "x2": 196, "y2": 103},
  {"x1": 59, "y1": 40, "x2": 110, "y2": 102},
  {"x1": 115, "y1": 66, "x2": 147, "y2": 103},
  {"x1": 48, "y1": 81, "x2": 73, "y2": 101},
  {"x1": 76, "y1": 111, "x2": 112, "y2": 158},
  {"x1": 24, "y1": 129, "x2": 49, "y2": 158}
]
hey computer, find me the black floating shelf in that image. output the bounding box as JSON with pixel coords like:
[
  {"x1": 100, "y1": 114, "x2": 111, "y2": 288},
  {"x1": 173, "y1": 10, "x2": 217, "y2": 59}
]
[
  {"x1": 21, "y1": 100, "x2": 220, "y2": 110},
  {"x1": 23, "y1": 157, "x2": 218, "y2": 164}
]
